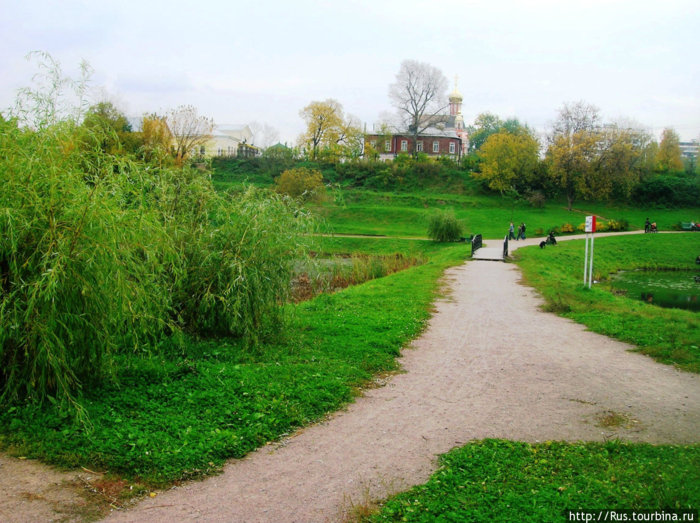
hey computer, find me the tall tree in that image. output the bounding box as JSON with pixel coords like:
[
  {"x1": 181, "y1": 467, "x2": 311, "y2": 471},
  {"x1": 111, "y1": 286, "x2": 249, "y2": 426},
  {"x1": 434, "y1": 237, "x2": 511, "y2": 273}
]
[
  {"x1": 546, "y1": 102, "x2": 603, "y2": 210},
  {"x1": 655, "y1": 128, "x2": 683, "y2": 172},
  {"x1": 547, "y1": 130, "x2": 602, "y2": 210},
  {"x1": 466, "y1": 113, "x2": 503, "y2": 153},
  {"x1": 467, "y1": 113, "x2": 531, "y2": 153},
  {"x1": 165, "y1": 105, "x2": 214, "y2": 166},
  {"x1": 298, "y1": 99, "x2": 360, "y2": 160},
  {"x1": 549, "y1": 100, "x2": 601, "y2": 141},
  {"x1": 476, "y1": 131, "x2": 540, "y2": 193},
  {"x1": 389, "y1": 60, "x2": 448, "y2": 154},
  {"x1": 597, "y1": 125, "x2": 654, "y2": 199}
]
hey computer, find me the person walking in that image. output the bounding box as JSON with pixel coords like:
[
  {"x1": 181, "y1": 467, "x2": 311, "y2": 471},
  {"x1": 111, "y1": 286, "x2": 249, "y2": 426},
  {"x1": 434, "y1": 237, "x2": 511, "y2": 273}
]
[
  {"x1": 516, "y1": 223, "x2": 523, "y2": 240},
  {"x1": 521, "y1": 222, "x2": 526, "y2": 240},
  {"x1": 508, "y1": 222, "x2": 516, "y2": 240}
]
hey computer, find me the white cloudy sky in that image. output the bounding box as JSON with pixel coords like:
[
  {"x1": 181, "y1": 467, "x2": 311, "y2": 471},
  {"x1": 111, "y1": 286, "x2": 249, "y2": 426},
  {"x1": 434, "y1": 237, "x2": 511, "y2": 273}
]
[{"x1": 1, "y1": 0, "x2": 698, "y2": 143}]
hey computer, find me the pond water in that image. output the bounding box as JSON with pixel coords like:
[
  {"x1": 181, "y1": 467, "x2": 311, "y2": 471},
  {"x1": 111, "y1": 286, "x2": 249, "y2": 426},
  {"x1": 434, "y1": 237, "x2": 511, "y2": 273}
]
[{"x1": 610, "y1": 270, "x2": 700, "y2": 312}]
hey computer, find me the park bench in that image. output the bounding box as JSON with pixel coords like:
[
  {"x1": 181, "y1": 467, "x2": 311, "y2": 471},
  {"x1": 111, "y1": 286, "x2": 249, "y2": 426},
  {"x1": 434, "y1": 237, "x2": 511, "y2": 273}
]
[{"x1": 681, "y1": 222, "x2": 699, "y2": 231}]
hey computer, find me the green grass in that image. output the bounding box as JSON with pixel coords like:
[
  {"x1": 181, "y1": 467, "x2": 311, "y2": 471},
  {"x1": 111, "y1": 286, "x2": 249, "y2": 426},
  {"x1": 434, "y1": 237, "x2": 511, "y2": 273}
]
[
  {"x1": 365, "y1": 439, "x2": 700, "y2": 522},
  {"x1": 514, "y1": 233, "x2": 700, "y2": 372},
  {"x1": 0, "y1": 243, "x2": 466, "y2": 485},
  {"x1": 314, "y1": 235, "x2": 454, "y2": 257},
  {"x1": 314, "y1": 189, "x2": 698, "y2": 239}
]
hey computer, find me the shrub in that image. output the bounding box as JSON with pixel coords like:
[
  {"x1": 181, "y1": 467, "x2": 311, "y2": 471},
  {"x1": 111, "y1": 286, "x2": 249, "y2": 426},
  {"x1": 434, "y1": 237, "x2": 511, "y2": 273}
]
[
  {"x1": 171, "y1": 187, "x2": 314, "y2": 342},
  {"x1": 603, "y1": 219, "x2": 629, "y2": 232},
  {"x1": 0, "y1": 119, "x2": 174, "y2": 405},
  {"x1": 1, "y1": 55, "x2": 315, "y2": 406},
  {"x1": 526, "y1": 190, "x2": 546, "y2": 208},
  {"x1": 428, "y1": 210, "x2": 464, "y2": 242},
  {"x1": 632, "y1": 176, "x2": 700, "y2": 207},
  {"x1": 274, "y1": 167, "x2": 326, "y2": 202}
]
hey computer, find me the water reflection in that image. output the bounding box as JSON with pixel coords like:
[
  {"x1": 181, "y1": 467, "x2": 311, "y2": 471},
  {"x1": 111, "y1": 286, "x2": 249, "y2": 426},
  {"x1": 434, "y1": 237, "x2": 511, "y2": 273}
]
[{"x1": 611, "y1": 270, "x2": 700, "y2": 312}]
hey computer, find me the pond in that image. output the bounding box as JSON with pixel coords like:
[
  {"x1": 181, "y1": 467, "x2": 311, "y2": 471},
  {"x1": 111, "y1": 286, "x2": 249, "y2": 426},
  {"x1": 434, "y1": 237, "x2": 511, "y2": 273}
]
[{"x1": 610, "y1": 270, "x2": 700, "y2": 312}]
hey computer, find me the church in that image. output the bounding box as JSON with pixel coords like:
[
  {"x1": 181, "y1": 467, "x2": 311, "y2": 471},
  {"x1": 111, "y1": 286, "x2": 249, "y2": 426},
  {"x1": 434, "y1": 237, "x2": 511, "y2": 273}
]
[{"x1": 365, "y1": 78, "x2": 469, "y2": 160}]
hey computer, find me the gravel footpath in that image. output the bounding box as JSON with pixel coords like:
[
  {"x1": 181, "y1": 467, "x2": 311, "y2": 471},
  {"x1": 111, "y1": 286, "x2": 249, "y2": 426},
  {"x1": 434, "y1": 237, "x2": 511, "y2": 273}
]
[{"x1": 3, "y1": 232, "x2": 698, "y2": 522}]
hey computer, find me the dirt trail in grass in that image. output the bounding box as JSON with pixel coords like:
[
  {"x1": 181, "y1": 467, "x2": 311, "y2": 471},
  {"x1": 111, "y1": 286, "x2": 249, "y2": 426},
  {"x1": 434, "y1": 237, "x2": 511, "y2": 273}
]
[{"x1": 95, "y1": 232, "x2": 700, "y2": 523}]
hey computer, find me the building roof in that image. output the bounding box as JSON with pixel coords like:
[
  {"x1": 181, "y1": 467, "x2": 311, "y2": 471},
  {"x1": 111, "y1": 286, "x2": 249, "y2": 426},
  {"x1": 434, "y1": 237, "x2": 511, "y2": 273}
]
[
  {"x1": 366, "y1": 127, "x2": 460, "y2": 139},
  {"x1": 215, "y1": 124, "x2": 250, "y2": 132}
]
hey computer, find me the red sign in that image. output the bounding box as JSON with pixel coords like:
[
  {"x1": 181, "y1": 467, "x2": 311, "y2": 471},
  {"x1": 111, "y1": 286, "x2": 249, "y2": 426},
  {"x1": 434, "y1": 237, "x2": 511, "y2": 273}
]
[{"x1": 585, "y1": 215, "x2": 596, "y2": 233}]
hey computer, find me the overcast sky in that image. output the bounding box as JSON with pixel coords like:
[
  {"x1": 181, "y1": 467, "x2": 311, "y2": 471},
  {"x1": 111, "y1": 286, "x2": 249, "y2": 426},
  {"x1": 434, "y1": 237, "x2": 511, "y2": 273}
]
[{"x1": 1, "y1": 0, "x2": 698, "y2": 144}]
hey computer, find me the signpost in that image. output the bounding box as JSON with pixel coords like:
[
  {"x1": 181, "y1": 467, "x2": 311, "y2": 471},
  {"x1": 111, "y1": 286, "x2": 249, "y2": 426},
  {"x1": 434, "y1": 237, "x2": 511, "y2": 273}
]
[{"x1": 583, "y1": 215, "x2": 596, "y2": 288}]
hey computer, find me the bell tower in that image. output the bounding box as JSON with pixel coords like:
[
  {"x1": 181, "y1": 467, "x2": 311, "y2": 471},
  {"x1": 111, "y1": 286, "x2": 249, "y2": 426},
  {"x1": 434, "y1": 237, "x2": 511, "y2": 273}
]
[{"x1": 449, "y1": 75, "x2": 463, "y2": 118}]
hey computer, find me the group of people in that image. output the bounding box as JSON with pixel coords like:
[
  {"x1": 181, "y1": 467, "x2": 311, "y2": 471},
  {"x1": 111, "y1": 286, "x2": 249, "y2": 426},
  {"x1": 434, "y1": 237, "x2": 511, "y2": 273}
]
[{"x1": 508, "y1": 222, "x2": 527, "y2": 241}]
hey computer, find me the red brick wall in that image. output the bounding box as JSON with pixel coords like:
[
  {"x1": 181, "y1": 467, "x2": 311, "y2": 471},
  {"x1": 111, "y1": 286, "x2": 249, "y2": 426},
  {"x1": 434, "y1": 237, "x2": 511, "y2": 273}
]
[{"x1": 365, "y1": 134, "x2": 461, "y2": 156}]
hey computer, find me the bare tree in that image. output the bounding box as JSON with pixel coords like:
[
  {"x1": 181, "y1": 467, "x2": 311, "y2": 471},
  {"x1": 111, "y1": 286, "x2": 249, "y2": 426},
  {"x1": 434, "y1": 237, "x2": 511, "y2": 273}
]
[
  {"x1": 389, "y1": 60, "x2": 448, "y2": 153},
  {"x1": 165, "y1": 104, "x2": 214, "y2": 165},
  {"x1": 549, "y1": 100, "x2": 601, "y2": 141},
  {"x1": 249, "y1": 121, "x2": 280, "y2": 149}
]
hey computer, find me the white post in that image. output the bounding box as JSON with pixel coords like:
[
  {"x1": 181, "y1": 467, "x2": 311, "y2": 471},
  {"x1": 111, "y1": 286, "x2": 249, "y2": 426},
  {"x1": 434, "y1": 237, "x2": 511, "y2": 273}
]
[
  {"x1": 583, "y1": 234, "x2": 589, "y2": 285},
  {"x1": 588, "y1": 235, "x2": 595, "y2": 288}
]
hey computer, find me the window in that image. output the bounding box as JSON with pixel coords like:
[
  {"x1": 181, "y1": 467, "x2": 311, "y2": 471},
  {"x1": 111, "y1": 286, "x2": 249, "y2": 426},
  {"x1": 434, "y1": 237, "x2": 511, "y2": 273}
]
[
  {"x1": 200, "y1": 146, "x2": 205, "y2": 156},
  {"x1": 433, "y1": 141, "x2": 439, "y2": 153},
  {"x1": 401, "y1": 140, "x2": 408, "y2": 152},
  {"x1": 385, "y1": 141, "x2": 391, "y2": 152},
  {"x1": 416, "y1": 141, "x2": 423, "y2": 152},
  {"x1": 370, "y1": 140, "x2": 376, "y2": 149},
  {"x1": 449, "y1": 142, "x2": 456, "y2": 154}
]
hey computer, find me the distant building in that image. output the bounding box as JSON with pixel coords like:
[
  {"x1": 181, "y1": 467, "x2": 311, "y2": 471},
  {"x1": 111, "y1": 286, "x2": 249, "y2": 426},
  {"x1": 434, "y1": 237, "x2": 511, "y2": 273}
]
[
  {"x1": 204, "y1": 124, "x2": 256, "y2": 157},
  {"x1": 129, "y1": 118, "x2": 259, "y2": 158},
  {"x1": 365, "y1": 77, "x2": 469, "y2": 160},
  {"x1": 679, "y1": 140, "x2": 699, "y2": 160}
]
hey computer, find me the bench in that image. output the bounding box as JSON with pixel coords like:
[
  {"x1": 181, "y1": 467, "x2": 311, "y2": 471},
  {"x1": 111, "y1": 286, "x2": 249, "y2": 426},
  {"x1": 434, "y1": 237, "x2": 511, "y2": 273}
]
[{"x1": 681, "y1": 222, "x2": 699, "y2": 231}]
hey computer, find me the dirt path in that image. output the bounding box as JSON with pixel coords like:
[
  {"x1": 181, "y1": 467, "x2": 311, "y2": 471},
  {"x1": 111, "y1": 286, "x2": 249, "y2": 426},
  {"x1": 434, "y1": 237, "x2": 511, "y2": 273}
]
[
  {"x1": 100, "y1": 233, "x2": 699, "y2": 522},
  {"x1": 4, "y1": 232, "x2": 699, "y2": 522}
]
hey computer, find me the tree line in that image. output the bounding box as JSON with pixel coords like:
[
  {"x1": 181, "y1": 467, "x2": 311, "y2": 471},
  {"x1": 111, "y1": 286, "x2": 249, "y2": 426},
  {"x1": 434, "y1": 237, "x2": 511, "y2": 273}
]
[
  {"x1": 293, "y1": 59, "x2": 697, "y2": 210},
  {"x1": 472, "y1": 101, "x2": 693, "y2": 210}
]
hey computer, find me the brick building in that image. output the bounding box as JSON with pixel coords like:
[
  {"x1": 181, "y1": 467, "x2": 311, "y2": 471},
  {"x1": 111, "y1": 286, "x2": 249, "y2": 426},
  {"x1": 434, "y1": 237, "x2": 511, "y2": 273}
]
[{"x1": 365, "y1": 77, "x2": 469, "y2": 160}]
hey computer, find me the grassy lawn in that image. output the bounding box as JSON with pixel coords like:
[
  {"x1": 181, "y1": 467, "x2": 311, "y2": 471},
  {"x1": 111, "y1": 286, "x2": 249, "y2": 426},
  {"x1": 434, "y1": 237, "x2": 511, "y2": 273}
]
[
  {"x1": 2, "y1": 177, "x2": 698, "y2": 516},
  {"x1": 365, "y1": 440, "x2": 700, "y2": 522},
  {"x1": 514, "y1": 233, "x2": 700, "y2": 372},
  {"x1": 0, "y1": 241, "x2": 466, "y2": 486},
  {"x1": 314, "y1": 190, "x2": 699, "y2": 239}
]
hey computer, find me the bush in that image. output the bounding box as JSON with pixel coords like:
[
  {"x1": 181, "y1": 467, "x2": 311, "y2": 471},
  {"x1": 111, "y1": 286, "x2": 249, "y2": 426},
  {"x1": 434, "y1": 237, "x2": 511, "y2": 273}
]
[
  {"x1": 526, "y1": 190, "x2": 546, "y2": 208},
  {"x1": 632, "y1": 176, "x2": 700, "y2": 207},
  {"x1": 171, "y1": 187, "x2": 313, "y2": 342},
  {"x1": 0, "y1": 119, "x2": 174, "y2": 405},
  {"x1": 274, "y1": 167, "x2": 326, "y2": 202},
  {"x1": 428, "y1": 210, "x2": 464, "y2": 242},
  {"x1": 0, "y1": 56, "x2": 315, "y2": 406}
]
